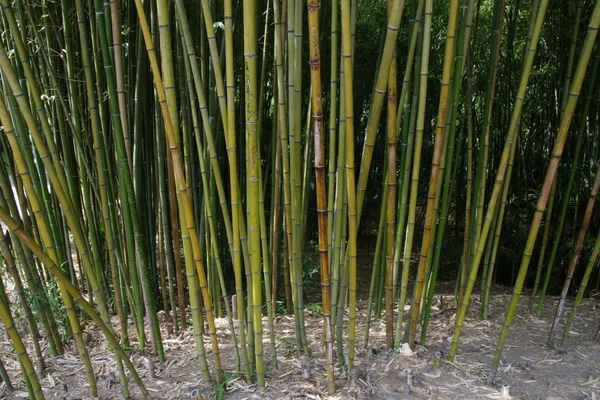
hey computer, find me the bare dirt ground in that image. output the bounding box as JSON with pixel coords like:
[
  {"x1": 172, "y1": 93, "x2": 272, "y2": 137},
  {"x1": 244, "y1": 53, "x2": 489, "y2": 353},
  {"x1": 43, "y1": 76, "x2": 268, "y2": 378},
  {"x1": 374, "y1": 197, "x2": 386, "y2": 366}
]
[{"x1": 1, "y1": 285, "x2": 600, "y2": 400}]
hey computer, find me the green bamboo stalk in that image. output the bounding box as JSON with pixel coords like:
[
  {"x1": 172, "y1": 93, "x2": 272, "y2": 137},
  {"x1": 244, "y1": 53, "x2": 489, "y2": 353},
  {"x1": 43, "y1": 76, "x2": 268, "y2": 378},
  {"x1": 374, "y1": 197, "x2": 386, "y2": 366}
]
[
  {"x1": 395, "y1": 34, "x2": 422, "y2": 344},
  {"x1": 0, "y1": 92, "x2": 100, "y2": 396},
  {"x1": 327, "y1": 0, "x2": 339, "y2": 277},
  {"x1": 330, "y1": 77, "x2": 347, "y2": 329},
  {"x1": 242, "y1": 0, "x2": 265, "y2": 386},
  {"x1": 273, "y1": 0, "x2": 302, "y2": 353},
  {"x1": 562, "y1": 230, "x2": 600, "y2": 342},
  {"x1": 528, "y1": 178, "x2": 556, "y2": 310},
  {"x1": 392, "y1": 0, "x2": 423, "y2": 305},
  {"x1": 108, "y1": 0, "x2": 131, "y2": 171},
  {"x1": 408, "y1": 0, "x2": 459, "y2": 346},
  {"x1": 0, "y1": 206, "x2": 148, "y2": 396},
  {"x1": 0, "y1": 187, "x2": 44, "y2": 373},
  {"x1": 0, "y1": 287, "x2": 43, "y2": 399},
  {"x1": 398, "y1": 0, "x2": 432, "y2": 344},
  {"x1": 0, "y1": 357, "x2": 11, "y2": 393},
  {"x1": 0, "y1": 163, "x2": 61, "y2": 356},
  {"x1": 384, "y1": 0, "x2": 399, "y2": 350},
  {"x1": 133, "y1": 0, "x2": 223, "y2": 382},
  {"x1": 481, "y1": 135, "x2": 518, "y2": 320},
  {"x1": 340, "y1": 0, "x2": 358, "y2": 368},
  {"x1": 536, "y1": 46, "x2": 600, "y2": 316},
  {"x1": 256, "y1": 0, "x2": 278, "y2": 370},
  {"x1": 421, "y1": 0, "x2": 477, "y2": 344},
  {"x1": 488, "y1": 1, "x2": 600, "y2": 381},
  {"x1": 364, "y1": 183, "x2": 388, "y2": 347},
  {"x1": 448, "y1": 0, "x2": 549, "y2": 361},
  {"x1": 548, "y1": 161, "x2": 600, "y2": 347}
]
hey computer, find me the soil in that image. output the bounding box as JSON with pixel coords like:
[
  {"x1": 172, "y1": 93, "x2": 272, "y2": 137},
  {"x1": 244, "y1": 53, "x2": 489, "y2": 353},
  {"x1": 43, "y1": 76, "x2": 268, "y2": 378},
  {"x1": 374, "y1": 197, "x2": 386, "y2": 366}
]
[{"x1": 1, "y1": 283, "x2": 600, "y2": 400}]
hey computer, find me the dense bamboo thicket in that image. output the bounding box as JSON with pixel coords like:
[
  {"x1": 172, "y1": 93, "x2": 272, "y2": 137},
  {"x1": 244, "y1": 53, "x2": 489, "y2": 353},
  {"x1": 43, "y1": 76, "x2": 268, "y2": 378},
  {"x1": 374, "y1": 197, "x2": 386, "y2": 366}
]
[{"x1": 1, "y1": 0, "x2": 600, "y2": 397}]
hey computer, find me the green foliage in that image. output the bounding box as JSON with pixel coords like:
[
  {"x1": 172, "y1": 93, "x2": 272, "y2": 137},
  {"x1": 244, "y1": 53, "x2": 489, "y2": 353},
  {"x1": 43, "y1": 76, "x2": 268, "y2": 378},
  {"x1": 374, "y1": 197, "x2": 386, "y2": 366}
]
[
  {"x1": 27, "y1": 279, "x2": 70, "y2": 341},
  {"x1": 275, "y1": 300, "x2": 287, "y2": 315},
  {"x1": 302, "y1": 239, "x2": 321, "y2": 300},
  {"x1": 214, "y1": 372, "x2": 237, "y2": 400},
  {"x1": 307, "y1": 302, "x2": 323, "y2": 316}
]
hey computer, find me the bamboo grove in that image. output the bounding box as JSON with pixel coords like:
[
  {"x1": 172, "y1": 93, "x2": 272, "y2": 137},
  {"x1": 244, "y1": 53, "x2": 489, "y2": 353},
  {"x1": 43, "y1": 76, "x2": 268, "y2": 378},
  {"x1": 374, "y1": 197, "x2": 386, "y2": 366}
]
[{"x1": 0, "y1": 0, "x2": 600, "y2": 397}]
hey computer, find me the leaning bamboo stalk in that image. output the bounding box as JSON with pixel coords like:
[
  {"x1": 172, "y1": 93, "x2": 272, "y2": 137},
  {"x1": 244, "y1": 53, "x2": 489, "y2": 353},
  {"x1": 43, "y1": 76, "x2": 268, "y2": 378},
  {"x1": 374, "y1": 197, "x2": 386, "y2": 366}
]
[
  {"x1": 0, "y1": 0, "x2": 70, "y2": 193},
  {"x1": 562, "y1": 230, "x2": 600, "y2": 342},
  {"x1": 482, "y1": 0, "x2": 539, "y2": 315},
  {"x1": 132, "y1": 0, "x2": 223, "y2": 383},
  {"x1": 528, "y1": 178, "x2": 556, "y2": 310},
  {"x1": 488, "y1": 0, "x2": 600, "y2": 382},
  {"x1": 0, "y1": 285, "x2": 43, "y2": 400},
  {"x1": 340, "y1": 0, "x2": 406, "y2": 360},
  {"x1": 175, "y1": 0, "x2": 239, "y2": 270},
  {"x1": 354, "y1": 0, "x2": 405, "y2": 225},
  {"x1": 0, "y1": 92, "x2": 100, "y2": 396},
  {"x1": 481, "y1": 135, "x2": 518, "y2": 320},
  {"x1": 0, "y1": 207, "x2": 148, "y2": 396},
  {"x1": 0, "y1": 163, "x2": 61, "y2": 356},
  {"x1": 536, "y1": 46, "x2": 600, "y2": 315},
  {"x1": 559, "y1": 0, "x2": 584, "y2": 113},
  {"x1": 466, "y1": 0, "x2": 504, "y2": 305},
  {"x1": 448, "y1": 0, "x2": 550, "y2": 361},
  {"x1": 548, "y1": 159, "x2": 600, "y2": 347},
  {"x1": 0, "y1": 179, "x2": 43, "y2": 372}
]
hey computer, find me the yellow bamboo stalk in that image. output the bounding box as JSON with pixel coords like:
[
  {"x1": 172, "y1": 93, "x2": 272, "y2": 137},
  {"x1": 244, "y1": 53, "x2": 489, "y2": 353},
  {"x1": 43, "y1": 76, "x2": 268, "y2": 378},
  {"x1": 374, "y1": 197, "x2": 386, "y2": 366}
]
[
  {"x1": 132, "y1": 0, "x2": 223, "y2": 383},
  {"x1": 307, "y1": 0, "x2": 335, "y2": 392},
  {"x1": 408, "y1": 0, "x2": 459, "y2": 346}
]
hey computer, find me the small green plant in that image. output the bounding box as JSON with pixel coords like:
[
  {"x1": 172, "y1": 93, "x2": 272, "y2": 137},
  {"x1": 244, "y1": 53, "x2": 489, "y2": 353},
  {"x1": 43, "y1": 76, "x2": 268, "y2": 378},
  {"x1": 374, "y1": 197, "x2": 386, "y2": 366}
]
[
  {"x1": 215, "y1": 372, "x2": 237, "y2": 400},
  {"x1": 302, "y1": 239, "x2": 321, "y2": 296},
  {"x1": 275, "y1": 300, "x2": 287, "y2": 315},
  {"x1": 307, "y1": 302, "x2": 323, "y2": 316}
]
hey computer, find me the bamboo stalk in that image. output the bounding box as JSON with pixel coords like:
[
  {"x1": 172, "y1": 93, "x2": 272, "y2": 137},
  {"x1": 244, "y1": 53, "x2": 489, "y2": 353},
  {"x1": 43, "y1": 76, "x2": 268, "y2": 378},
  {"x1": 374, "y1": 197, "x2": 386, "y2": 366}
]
[
  {"x1": 306, "y1": 0, "x2": 335, "y2": 390},
  {"x1": 548, "y1": 161, "x2": 600, "y2": 347},
  {"x1": 448, "y1": 0, "x2": 549, "y2": 361},
  {"x1": 488, "y1": 0, "x2": 600, "y2": 381},
  {"x1": 408, "y1": 0, "x2": 459, "y2": 346}
]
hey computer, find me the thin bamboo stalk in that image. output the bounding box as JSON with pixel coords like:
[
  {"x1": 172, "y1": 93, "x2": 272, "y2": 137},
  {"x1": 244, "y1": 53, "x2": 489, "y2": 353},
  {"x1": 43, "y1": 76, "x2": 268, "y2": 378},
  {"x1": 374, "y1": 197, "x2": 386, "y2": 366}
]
[
  {"x1": 548, "y1": 160, "x2": 600, "y2": 347},
  {"x1": 562, "y1": 230, "x2": 600, "y2": 342},
  {"x1": 133, "y1": 0, "x2": 223, "y2": 382},
  {"x1": 408, "y1": 0, "x2": 459, "y2": 346},
  {"x1": 0, "y1": 287, "x2": 43, "y2": 400},
  {"x1": 536, "y1": 46, "x2": 600, "y2": 315},
  {"x1": 488, "y1": 0, "x2": 600, "y2": 381},
  {"x1": 0, "y1": 207, "x2": 148, "y2": 396},
  {"x1": 448, "y1": 0, "x2": 549, "y2": 361}
]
